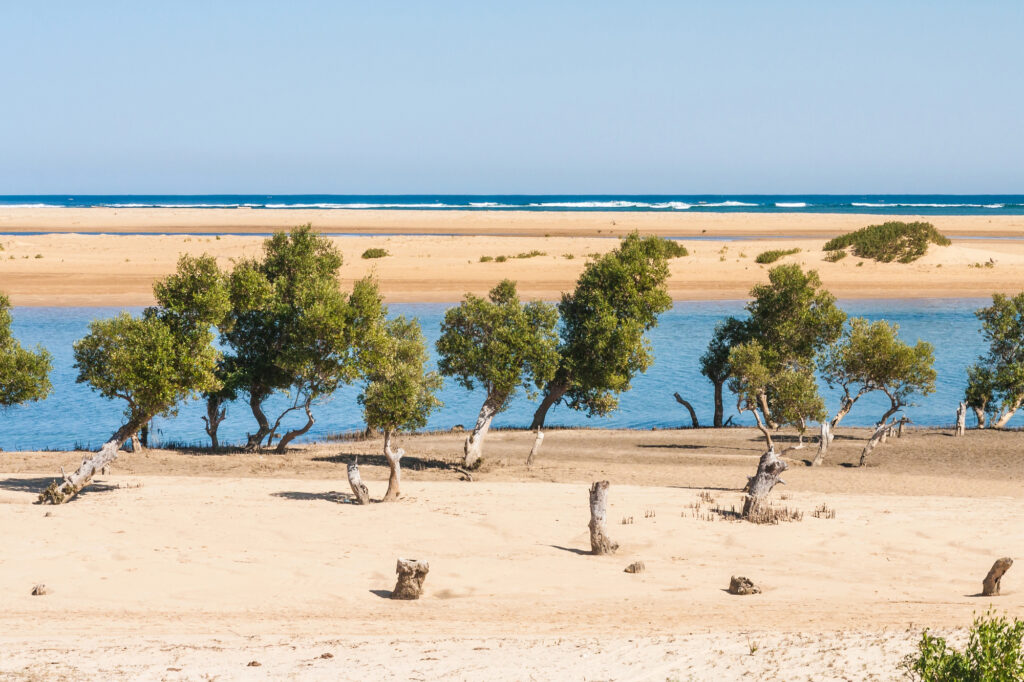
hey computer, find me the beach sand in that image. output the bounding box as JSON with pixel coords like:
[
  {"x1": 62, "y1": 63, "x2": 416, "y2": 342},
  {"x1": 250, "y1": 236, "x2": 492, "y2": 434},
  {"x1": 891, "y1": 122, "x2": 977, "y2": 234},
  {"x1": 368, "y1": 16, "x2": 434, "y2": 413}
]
[
  {"x1": 2, "y1": 428, "x2": 1021, "y2": 679},
  {"x1": 1, "y1": 210, "x2": 1024, "y2": 305}
]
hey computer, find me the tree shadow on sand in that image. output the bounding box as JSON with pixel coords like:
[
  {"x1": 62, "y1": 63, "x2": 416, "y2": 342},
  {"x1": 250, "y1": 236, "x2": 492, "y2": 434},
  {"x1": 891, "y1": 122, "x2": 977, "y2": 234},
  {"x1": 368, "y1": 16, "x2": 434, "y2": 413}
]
[
  {"x1": 270, "y1": 490, "x2": 359, "y2": 505},
  {"x1": 0, "y1": 476, "x2": 120, "y2": 499},
  {"x1": 549, "y1": 544, "x2": 592, "y2": 556},
  {"x1": 312, "y1": 453, "x2": 455, "y2": 472}
]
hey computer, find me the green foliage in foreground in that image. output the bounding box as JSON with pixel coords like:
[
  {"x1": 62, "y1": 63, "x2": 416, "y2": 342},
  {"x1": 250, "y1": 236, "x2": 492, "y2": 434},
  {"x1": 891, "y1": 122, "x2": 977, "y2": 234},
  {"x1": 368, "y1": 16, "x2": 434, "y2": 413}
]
[
  {"x1": 902, "y1": 610, "x2": 1024, "y2": 681},
  {"x1": 361, "y1": 248, "x2": 389, "y2": 259},
  {"x1": 965, "y1": 292, "x2": 1024, "y2": 427},
  {"x1": 0, "y1": 294, "x2": 52, "y2": 407},
  {"x1": 823, "y1": 221, "x2": 951, "y2": 263},
  {"x1": 755, "y1": 248, "x2": 800, "y2": 264}
]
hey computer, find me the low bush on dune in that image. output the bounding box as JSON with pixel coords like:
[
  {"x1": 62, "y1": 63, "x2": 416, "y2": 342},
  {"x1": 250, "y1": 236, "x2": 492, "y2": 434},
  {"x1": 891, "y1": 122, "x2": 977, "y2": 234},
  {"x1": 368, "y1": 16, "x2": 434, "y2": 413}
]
[
  {"x1": 824, "y1": 221, "x2": 950, "y2": 263},
  {"x1": 755, "y1": 248, "x2": 800, "y2": 264},
  {"x1": 361, "y1": 248, "x2": 389, "y2": 259},
  {"x1": 824, "y1": 250, "x2": 847, "y2": 262},
  {"x1": 658, "y1": 240, "x2": 689, "y2": 258},
  {"x1": 902, "y1": 610, "x2": 1024, "y2": 681}
]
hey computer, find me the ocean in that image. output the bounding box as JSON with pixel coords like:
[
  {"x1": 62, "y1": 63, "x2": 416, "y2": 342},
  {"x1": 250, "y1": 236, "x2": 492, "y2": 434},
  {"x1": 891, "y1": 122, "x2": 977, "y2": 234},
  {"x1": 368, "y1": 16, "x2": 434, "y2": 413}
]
[
  {"x1": 2, "y1": 195, "x2": 1024, "y2": 216},
  {"x1": 1, "y1": 299, "x2": 1003, "y2": 451}
]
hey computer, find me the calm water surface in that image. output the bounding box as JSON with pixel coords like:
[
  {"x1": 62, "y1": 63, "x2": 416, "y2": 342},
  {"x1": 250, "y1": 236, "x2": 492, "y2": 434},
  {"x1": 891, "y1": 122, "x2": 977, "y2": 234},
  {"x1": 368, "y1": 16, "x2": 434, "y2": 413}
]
[{"x1": 1, "y1": 299, "x2": 999, "y2": 450}]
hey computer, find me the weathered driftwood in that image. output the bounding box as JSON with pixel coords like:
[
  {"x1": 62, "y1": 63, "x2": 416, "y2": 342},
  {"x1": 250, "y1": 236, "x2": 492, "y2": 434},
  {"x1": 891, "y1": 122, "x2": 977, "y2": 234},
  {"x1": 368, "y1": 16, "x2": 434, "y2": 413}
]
[
  {"x1": 391, "y1": 558, "x2": 429, "y2": 599},
  {"x1": 982, "y1": 557, "x2": 1013, "y2": 596},
  {"x1": 464, "y1": 395, "x2": 502, "y2": 468},
  {"x1": 624, "y1": 561, "x2": 645, "y2": 574},
  {"x1": 38, "y1": 419, "x2": 142, "y2": 504},
  {"x1": 812, "y1": 420, "x2": 830, "y2": 466},
  {"x1": 588, "y1": 480, "x2": 618, "y2": 555},
  {"x1": 897, "y1": 416, "x2": 911, "y2": 437},
  {"x1": 31, "y1": 584, "x2": 48, "y2": 596},
  {"x1": 673, "y1": 392, "x2": 700, "y2": 428},
  {"x1": 955, "y1": 402, "x2": 966, "y2": 437},
  {"x1": 858, "y1": 418, "x2": 896, "y2": 467},
  {"x1": 526, "y1": 428, "x2": 544, "y2": 467},
  {"x1": 742, "y1": 448, "x2": 788, "y2": 518},
  {"x1": 728, "y1": 576, "x2": 761, "y2": 595},
  {"x1": 382, "y1": 431, "x2": 405, "y2": 502},
  {"x1": 346, "y1": 461, "x2": 370, "y2": 505}
]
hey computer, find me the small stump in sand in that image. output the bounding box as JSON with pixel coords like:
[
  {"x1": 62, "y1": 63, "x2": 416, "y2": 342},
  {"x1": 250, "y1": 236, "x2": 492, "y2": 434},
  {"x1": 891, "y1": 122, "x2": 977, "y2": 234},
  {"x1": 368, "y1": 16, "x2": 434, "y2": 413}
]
[
  {"x1": 982, "y1": 557, "x2": 1013, "y2": 596},
  {"x1": 31, "y1": 584, "x2": 48, "y2": 596},
  {"x1": 728, "y1": 576, "x2": 761, "y2": 595},
  {"x1": 624, "y1": 561, "x2": 646, "y2": 574},
  {"x1": 392, "y1": 558, "x2": 429, "y2": 600},
  {"x1": 589, "y1": 481, "x2": 619, "y2": 555}
]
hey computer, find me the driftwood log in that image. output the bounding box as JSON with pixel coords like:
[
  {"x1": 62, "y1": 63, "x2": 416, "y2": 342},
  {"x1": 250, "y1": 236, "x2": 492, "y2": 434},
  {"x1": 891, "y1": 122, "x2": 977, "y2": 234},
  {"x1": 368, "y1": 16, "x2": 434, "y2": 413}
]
[
  {"x1": 673, "y1": 393, "x2": 700, "y2": 428},
  {"x1": 391, "y1": 558, "x2": 429, "y2": 599},
  {"x1": 347, "y1": 461, "x2": 370, "y2": 505},
  {"x1": 728, "y1": 576, "x2": 761, "y2": 595},
  {"x1": 982, "y1": 557, "x2": 1013, "y2": 596},
  {"x1": 588, "y1": 481, "x2": 619, "y2": 555},
  {"x1": 39, "y1": 439, "x2": 120, "y2": 504},
  {"x1": 955, "y1": 402, "x2": 966, "y2": 437},
  {"x1": 742, "y1": 449, "x2": 788, "y2": 518},
  {"x1": 526, "y1": 428, "x2": 544, "y2": 467}
]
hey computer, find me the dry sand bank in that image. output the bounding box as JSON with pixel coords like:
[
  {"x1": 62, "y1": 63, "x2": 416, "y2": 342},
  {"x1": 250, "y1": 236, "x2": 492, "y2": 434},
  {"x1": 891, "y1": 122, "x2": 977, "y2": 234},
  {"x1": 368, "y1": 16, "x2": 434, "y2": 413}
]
[
  {"x1": 3, "y1": 206, "x2": 1024, "y2": 237},
  {"x1": 0, "y1": 231, "x2": 1023, "y2": 306}
]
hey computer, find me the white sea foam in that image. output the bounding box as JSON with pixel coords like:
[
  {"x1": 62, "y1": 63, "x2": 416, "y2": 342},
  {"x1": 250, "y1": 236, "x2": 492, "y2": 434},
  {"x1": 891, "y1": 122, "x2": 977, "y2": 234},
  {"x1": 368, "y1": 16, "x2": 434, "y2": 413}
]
[
  {"x1": 0, "y1": 203, "x2": 54, "y2": 208},
  {"x1": 775, "y1": 202, "x2": 807, "y2": 208},
  {"x1": 650, "y1": 201, "x2": 692, "y2": 210},
  {"x1": 698, "y1": 201, "x2": 758, "y2": 207},
  {"x1": 852, "y1": 202, "x2": 1006, "y2": 209},
  {"x1": 529, "y1": 201, "x2": 651, "y2": 208}
]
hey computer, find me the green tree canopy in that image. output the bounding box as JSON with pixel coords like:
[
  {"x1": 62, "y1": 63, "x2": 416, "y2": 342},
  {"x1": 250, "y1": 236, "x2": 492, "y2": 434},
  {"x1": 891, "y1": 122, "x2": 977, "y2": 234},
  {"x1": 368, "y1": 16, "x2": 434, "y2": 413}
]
[
  {"x1": 699, "y1": 316, "x2": 750, "y2": 428},
  {"x1": 437, "y1": 279, "x2": 559, "y2": 467},
  {"x1": 820, "y1": 317, "x2": 936, "y2": 427},
  {"x1": 0, "y1": 294, "x2": 52, "y2": 409},
  {"x1": 529, "y1": 233, "x2": 674, "y2": 434},
  {"x1": 966, "y1": 292, "x2": 1024, "y2": 428}
]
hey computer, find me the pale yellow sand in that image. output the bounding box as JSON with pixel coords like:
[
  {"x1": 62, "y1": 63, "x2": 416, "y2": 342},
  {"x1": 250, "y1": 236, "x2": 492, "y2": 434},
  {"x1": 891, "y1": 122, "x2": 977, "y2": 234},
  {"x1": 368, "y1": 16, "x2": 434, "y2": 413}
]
[{"x1": 1, "y1": 428, "x2": 1021, "y2": 679}]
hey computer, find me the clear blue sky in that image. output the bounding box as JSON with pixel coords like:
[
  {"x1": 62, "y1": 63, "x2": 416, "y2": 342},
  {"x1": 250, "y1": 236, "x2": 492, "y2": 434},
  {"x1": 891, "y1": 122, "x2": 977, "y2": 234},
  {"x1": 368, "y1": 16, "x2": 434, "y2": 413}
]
[{"x1": 2, "y1": 1, "x2": 1021, "y2": 194}]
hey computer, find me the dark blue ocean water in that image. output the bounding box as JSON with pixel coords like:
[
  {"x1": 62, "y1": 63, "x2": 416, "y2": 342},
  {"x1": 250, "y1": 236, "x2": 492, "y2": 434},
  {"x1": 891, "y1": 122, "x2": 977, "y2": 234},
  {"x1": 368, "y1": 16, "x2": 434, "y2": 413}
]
[
  {"x1": 2, "y1": 195, "x2": 1024, "y2": 216},
  {"x1": 0, "y1": 300, "x2": 1002, "y2": 451}
]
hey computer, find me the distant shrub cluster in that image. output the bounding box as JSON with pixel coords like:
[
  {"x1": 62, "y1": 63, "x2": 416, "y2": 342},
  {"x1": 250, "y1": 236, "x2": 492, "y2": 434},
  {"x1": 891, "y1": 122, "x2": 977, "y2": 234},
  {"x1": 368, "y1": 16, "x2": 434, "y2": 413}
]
[
  {"x1": 823, "y1": 250, "x2": 847, "y2": 262},
  {"x1": 658, "y1": 240, "x2": 689, "y2": 258},
  {"x1": 361, "y1": 248, "x2": 389, "y2": 259},
  {"x1": 479, "y1": 251, "x2": 547, "y2": 263},
  {"x1": 902, "y1": 611, "x2": 1024, "y2": 681},
  {"x1": 755, "y1": 248, "x2": 800, "y2": 264},
  {"x1": 823, "y1": 221, "x2": 950, "y2": 263}
]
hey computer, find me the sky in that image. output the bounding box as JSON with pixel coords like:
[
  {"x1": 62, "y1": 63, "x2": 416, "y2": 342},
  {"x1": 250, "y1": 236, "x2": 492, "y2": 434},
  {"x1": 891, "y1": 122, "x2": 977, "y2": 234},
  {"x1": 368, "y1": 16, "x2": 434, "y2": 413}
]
[{"x1": 1, "y1": 1, "x2": 1022, "y2": 194}]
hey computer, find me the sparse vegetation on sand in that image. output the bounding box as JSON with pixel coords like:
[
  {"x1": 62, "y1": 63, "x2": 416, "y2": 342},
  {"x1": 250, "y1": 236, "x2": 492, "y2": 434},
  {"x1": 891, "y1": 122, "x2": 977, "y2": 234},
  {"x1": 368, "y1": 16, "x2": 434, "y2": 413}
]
[
  {"x1": 361, "y1": 247, "x2": 389, "y2": 259},
  {"x1": 755, "y1": 247, "x2": 800, "y2": 264},
  {"x1": 902, "y1": 610, "x2": 1024, "y2": 681},
  {"x1": 823, "y1": 221, "x2": 951, "y2": 263}
]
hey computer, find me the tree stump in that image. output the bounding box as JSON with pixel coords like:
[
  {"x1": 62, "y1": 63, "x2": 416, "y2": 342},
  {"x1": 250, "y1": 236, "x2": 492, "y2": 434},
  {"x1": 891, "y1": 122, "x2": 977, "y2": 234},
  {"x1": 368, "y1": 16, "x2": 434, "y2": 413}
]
[
  {"x1": 982, "y1": 557, "x2": 1013, "y2": 596},
  {"x1": 812, "y1": 420, "x2": 830, "y2": 466},
  {"x1": 742, "y1": 449, "x2": 787, "y2": 518},
  {"x1": 526, "y1": 429, "x2": 544, "y2": 467},
  {"x1": 624, "y1": 561, "x2": 645, "y2": 574},
  {"x1": 588, "y1": 481, "x2": 618, "y2": 555},
  {"x1": 391, "y1": 558, "x2": 429, "y2": 599},
  {"x1": 347, "y1": 461, "x2": 370, "y2": 505},
  {"x1": 728, "y1": 576, "x2": 761, "y2": 595},
  {"x1": 955, "y1": 402, "x2": 966, "y2": 437},
  {"x1": 31, "y1": 584, "x2": 48, "y2": 596}
]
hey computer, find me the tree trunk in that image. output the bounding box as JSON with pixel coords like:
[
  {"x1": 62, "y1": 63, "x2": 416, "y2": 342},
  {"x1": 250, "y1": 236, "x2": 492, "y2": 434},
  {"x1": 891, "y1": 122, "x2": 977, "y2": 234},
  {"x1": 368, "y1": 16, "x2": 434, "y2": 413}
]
[
  {"x1": 274, "y1": 397, "x2": 314, "y2": 453},
  {"x1": 749, "y1": 404, "x2": 773, "y2": 450},
  {"x1": 382, "y1": 430, "x2": 404, "y2": 502},
  {"x1": 859, "y1": 419, "x2": 894, "y2": 466},
  {"x1": 712, "y1": 379, "x2": 724, "y2": 428},
  {"x1": 346, "y1": 460, "x2": 370, "y2": 505},
  {"x1": 130, "y1": 434, "x2": 144, "y2": 453},
  {"x1": 246, "y1": 390, "x2": 272, "y2": 450},
  {"x1": 742, "y1": 448, "x2": 788, "y2": 518},
  {"x1": 39, "y1": 419, "x2": 144, "y2": 504},
  {"x1": 526, "y1": 428, "x2": 544, "y2": 467},
  {"x1": 672, "y1": 392, "x2": 700, "y2": 428},
  {"x1": 530, "y1": 381, "x2": 567, "y2": 431},
  {"x1": 955, "y1": 401, "x2": 966, "y2": 437},
  {"x1": 464, "y1": 393, "x2": 502, "y2": 468},
  {"x1": 830, "y1": 396, "x2": 856, "y2": 432},
  {"x1": 391, "y1": 558, "x2": 429, "y2": 600},
  {"x1": 588, "y1": 480, "x2": 618, "y2": 555},
  {"x1": 812, "y1": 420, "x2": 830, "y2": 466},
  {"x1": 972, "y1": 406, "x2": 986, "y2": 429},
  {"x1": 982, "y1": 557, "x2": 1013, "y2": 596},
  {"x1": 992, "y1": 396, "x2": 1023, "y2": 428},
  {"x1": 203, "y1": 395, "x2": 227, "y2": 449}
]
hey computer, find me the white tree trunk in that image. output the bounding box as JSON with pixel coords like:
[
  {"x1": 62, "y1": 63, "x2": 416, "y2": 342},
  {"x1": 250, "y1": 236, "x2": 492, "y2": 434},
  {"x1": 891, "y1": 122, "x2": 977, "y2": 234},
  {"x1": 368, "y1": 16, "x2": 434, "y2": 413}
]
[
  {"x1": 588, "y1": 480, "x2": 618, "y2": 555},
  {"x1": 742, "y1": 448, "x2": 788, "y2": 518},
  {"x1": 992, "y1": 396, "x2": 1023, "y2": 428},
  {"x1": 955, "y1": 401, "x2": 966, "y2": 437},
  {"x1": 383, "y1": 430, "x2": 405, "y2": 502},
  {"x1": 972, "y1": 406, "x2": 987, "y2": 429},
  {"x1": 464, "y1": 394, "x2": 500, "y2": 468},
  {"x1": 812, "y1": 420, "x2": 830, "y2": 466},
  {"x1": 526, "y1": 428, "x2": 544, "y2": 467},
  {"x1": 39, "y1": 420, "x2": 142, "y2": 504},
  {"x1": 347, "y1": 460, "x2": 370, "y2": 505},
  {"x1": 392, "y1": 558, "x2": 429, "y2": 599},
  {"x1": 859, "y1": 419, "x2": 894, "y2": 466}
]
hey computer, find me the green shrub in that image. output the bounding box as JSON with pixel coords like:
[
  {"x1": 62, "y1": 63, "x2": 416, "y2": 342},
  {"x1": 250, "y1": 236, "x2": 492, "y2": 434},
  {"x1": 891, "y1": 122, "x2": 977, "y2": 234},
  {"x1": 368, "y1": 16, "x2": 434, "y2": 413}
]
[
  {"x1": 755, "y1": 248, "x2": 801, "y2": 264},
  {"x1": 562, "y1": 253, "x2": 575, "y2": 260},
  {"x1": 515, "y1": 250, "x2": 546, "y2": 259},
  {"x1": 824, "y1": 250, "x2": 847, "y2": 262},
  {"x1": 479, "y1": 255, "x2": 494, "y2": 263},
  {"x1": 902, "y1": 611, "x2": 1024, "y2": 681},
  {"x1": 823, "y1": 221, "x2": 950, "y2": 263},
  {"x1": 495, "y1": 255, "x2": 508, "y2": 263},
  {"x1": 361, "y1": 248, "x2": 389, "y2": 259},
  {"x1": 659, "y1": 240, "x2": 689, "y2": 258}
]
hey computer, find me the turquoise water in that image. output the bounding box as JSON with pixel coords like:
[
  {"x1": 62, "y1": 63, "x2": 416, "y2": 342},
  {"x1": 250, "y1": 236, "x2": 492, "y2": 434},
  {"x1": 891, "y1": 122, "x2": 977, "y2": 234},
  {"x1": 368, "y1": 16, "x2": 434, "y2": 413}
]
[{"x1": 1, "y1": 299, "x2": 1000, "y2": 451}]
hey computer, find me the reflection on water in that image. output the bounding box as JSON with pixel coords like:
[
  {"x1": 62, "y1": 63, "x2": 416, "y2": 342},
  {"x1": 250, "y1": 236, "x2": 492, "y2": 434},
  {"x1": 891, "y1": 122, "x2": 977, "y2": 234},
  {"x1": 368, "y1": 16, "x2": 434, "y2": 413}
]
[{"x1": 1, "y1": 299, "x2": 999, "y2": 451}]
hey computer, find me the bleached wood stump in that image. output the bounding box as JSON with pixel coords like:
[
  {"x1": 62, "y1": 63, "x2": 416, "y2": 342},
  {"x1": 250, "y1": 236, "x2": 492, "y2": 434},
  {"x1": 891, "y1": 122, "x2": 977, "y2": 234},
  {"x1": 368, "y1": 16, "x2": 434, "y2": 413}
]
[
  {"x1": 955, "y1": 402, "x2": 966, "y2": 437},
  {"x1": 392, "y1": 558, "x2": 429, "y2": 599},
  {"x1": 742, "y1": 449, "x2": 787, "y2": 518},
  {"x1": 526, "y1": 429, "x2": 544, "y2": 467},
  {"x1": 982, "y1": 557, "x2": 1013, "y2": 596},
  {"x1": 347, "y1": 461, "x2": 370, "y2": 505},
  {"x1": 588, "y1": 480, "x2": 619, "y2": 555},
  {"x1": 728, "y1": 576, "x2": 761, "y2": 595}
]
